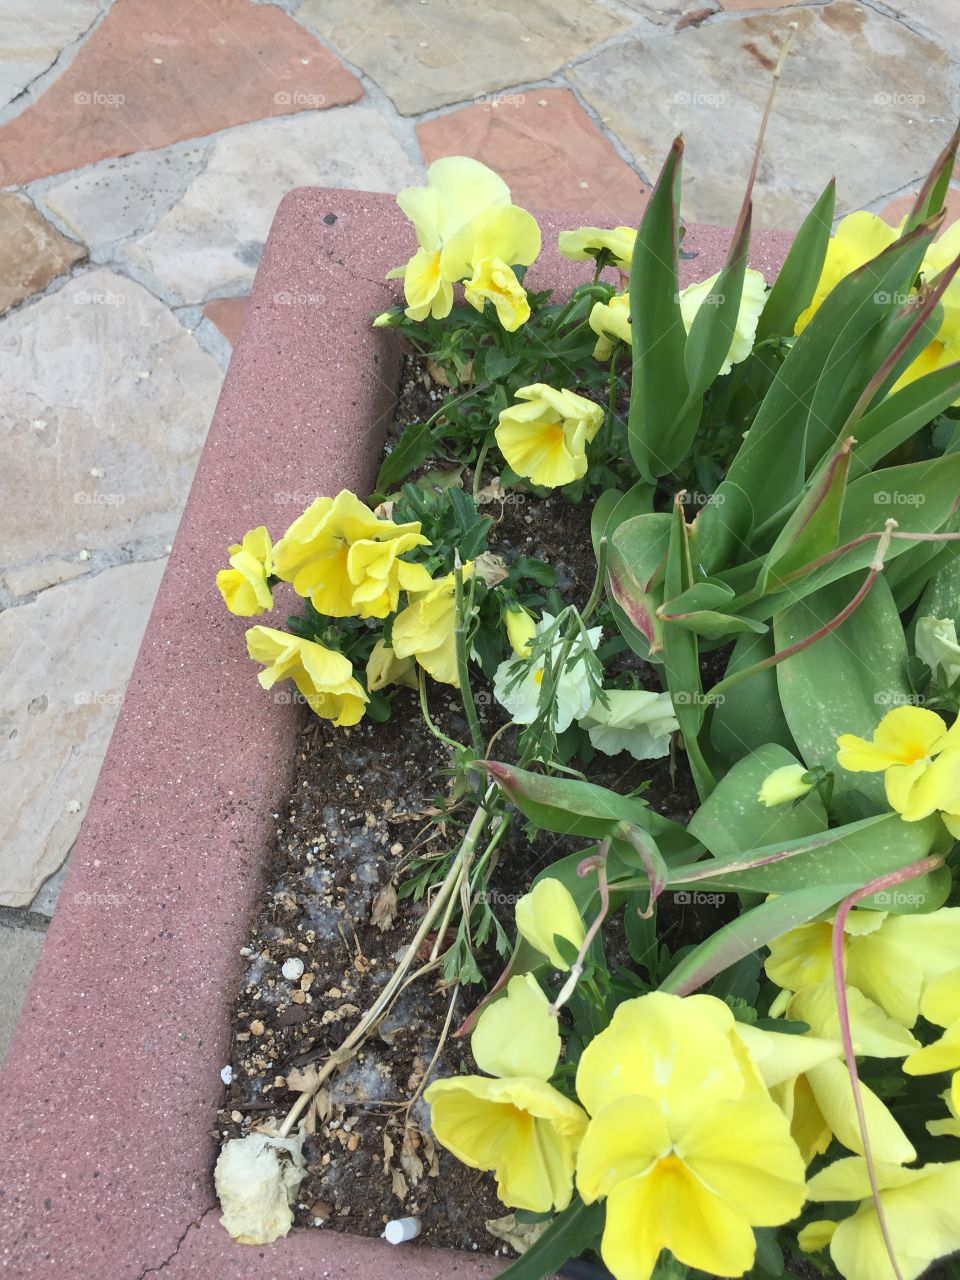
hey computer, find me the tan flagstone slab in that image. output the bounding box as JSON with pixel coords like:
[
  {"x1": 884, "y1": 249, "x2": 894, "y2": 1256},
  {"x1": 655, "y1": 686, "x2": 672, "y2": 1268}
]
[
  {"x1": 0, "y1": 192, "x2": 85, "y2": 315},
  {"x1": 417, "y1": 88, "x2": 649, "y2": 219},
  {"x1": 122, "y1": 107, "x2": 423, "y2": 304},
  {"x1": 0, "y1": 0, "x2": 362, "y2": 186},
  {"x1": 0, "y1": 0, "x2": 102, "y2": 109},
  {"x1": 3, "y1": 558, "x2": 91, "y2": 598},
  {"x1": 881, "y1": 0, "x2": 960, "y2": 54},
  {"x1": 203, "y1": 296, "x2": 249, "y2": 346},
  {"x1": 0, "y1": 559, "x2": 166, "y2": 906},
  {"x1": 568, "y1": 1, "x2": 954, "y2": 229},
  {"x1": 0, "y1": 268, "x2": 222, "y2": 566},
  {"x1": 297, "y1": 0, "x2": 631, "y2": 115}
]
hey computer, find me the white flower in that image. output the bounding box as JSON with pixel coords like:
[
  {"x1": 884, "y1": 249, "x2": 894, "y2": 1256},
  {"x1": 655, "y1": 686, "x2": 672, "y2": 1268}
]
[
  {"x1": 493, "y1": 612, "x2": 601, "y2": 732},
  {"x1": 579, "y1": 689, "x2": 678, "y2": 760},
  {"x1": 915, "y1": 615, "x2": 960, "y2": 687}
]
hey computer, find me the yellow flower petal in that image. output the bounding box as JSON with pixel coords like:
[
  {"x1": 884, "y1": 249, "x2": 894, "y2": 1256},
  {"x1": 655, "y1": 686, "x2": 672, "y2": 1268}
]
[
  {"x1": 514, "y1": 878, "x2": 586, "y2": 970},
  {"x1": 471, "y1": 975, "x2": 560, "y2": 1081},
  {"x1": 920, "y1": 966, "x2": 960, "y2": 1028},
  {"x1": 805, "y1": 1058, "x2": 916, "y2": 1163}
]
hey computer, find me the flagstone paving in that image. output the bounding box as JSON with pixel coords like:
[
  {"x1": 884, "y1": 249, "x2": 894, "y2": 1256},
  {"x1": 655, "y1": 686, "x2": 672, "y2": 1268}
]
[{"x1": 0, "y1": 0, "x2": 958, "y2": 1057}]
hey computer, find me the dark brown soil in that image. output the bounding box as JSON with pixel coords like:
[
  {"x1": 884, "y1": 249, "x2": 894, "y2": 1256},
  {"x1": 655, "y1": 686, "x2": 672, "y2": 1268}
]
[{"x1": 215, "y1": 353, "x2": 703, "y2": 1260}]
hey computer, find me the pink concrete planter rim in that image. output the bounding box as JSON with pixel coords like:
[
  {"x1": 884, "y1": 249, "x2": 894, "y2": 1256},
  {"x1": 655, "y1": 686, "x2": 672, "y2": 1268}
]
[{"x1": 0, "y1": 188, "x2": 792, "y2": 1278}]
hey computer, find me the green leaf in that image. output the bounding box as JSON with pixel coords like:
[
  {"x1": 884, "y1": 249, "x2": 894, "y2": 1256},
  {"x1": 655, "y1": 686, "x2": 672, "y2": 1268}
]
[
  {"x1": 774, "y1": 574, "x2": 909, "y2": 816},
  {"x1": 495, "y1": 1197, "x2": 604, "y2": 1280},
  {"x1": 591, "y1": 482, "x2": 656, "y2": 557},
  {"x1": 760, "y1": 437, "x2": 851, "y2": 592},
  {"x1": 373, "y1": 421, "x2": 434, "y2": 493},
  {"x1": 901, "y1": 124, "x2": 959, "y2": 232},
  {"x1": 668, "y1": 810, "x2": 942, "y2": 898},
  {"x1": 627, "y1": 137, "x2": 688, "y2": 482},
  {"x1": 482, "y1": 761, "x2": 665, "y2": 842},
  {"x1": 660, "y1": 882, "x2": 863, "y2": 996},
  {"x1": 607, "y1": 512, "x2": 671, "y2": 656},
  {"x1": 756, "y1": 179, "x2": 836, "y2": 342},
  {"x1": 710, "y1": 632, "x2": 797, "y2": 765}
]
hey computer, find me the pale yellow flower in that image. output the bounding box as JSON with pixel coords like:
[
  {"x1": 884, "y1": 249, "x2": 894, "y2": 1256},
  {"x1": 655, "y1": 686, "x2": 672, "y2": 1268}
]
[
  {"x1": 216, "y1": 526, "x2": 274, "y2": 617},
  {"x1": 495, "y1": 384, "x2": 603, "y2": 488}
]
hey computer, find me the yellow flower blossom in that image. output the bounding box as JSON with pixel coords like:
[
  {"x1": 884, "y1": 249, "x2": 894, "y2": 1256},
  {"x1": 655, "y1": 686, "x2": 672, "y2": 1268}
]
[
  {"x1": 245, "y1": 626, "x2": 367, "y2": 726},
  {"x1": 504, "y1": 604, "x2": 536, "y2": 658},
  {"x1": 495, "y1": 384, "x2": 603, "y2": 488},
  {"x1": 795, "y1": 211, "x2": 899, "y2": 333},
  {"x1": 757, "y1": 763, "x2": 814, "y2": 807},
  {"x1": 589, "y1": 291, "x2": 630, "y2": 360},
  {"x1": 390, "y1": 565, "x2": 472, "y2": 687},
  {"x1": 216, "y1": 526, "x2": 274, "y2": 617},
  {"x1": 365, "y1": 639, "x2": 417, "y2": 692},
  {"x1": 836, "y1": 705, "x2": 960, "y2": 826},
  {"x1": 904, "y1": 965, "x2": 960, "y2": 1109},
  {"x1": 766, "y1": 905, "x2": 960, "y2": 1028},
  {"x1": 802, "y1": 1156, "x2": 960, "y2": 1280},
  {"x1": 463, "y1": 257, "x2": 531, "y2": 331},
  {"x1": 575, "y1": 993, "x2": 806, "y2": 1280},
  {"x1": 425, "y1": 976, "x2": 588, "y2": 1213},
  {"x1": 272, "y1": 490, "x2": 429, "y2": 620},
  {"x1": 514, "y1": 878, "x2": 585, "y2": 970},
  {"x1": 678, "y1": 268, "x2": 767, "y2": 375},
  {"x1": 558, "y1": 225, "x2": 636, "y2": 271}
]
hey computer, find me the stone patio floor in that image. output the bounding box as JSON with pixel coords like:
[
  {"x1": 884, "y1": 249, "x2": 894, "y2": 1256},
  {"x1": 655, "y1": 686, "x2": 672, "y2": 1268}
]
[{"x1": 1, "y1": 0, "x2": 958, "y2": 1060}]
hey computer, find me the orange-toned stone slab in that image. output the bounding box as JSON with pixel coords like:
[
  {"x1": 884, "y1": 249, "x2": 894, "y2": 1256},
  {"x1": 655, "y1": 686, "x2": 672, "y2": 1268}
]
[
  {"x1": 0, "y1": 193, "x2": 85, "y2": 314},
  {"x1": 0, "y1": 0, "x2": 362, "y2": 186},
  {"x1": 880, "y1": 187, "x2": 960, "y2": 230},
  {"x1": 718, "y1": 0, "x2": 801, "y2": 8},
  {"x1": 203, "y1": 296, "x2": 249, "y2": 346},
  {"x1": 418, "y1": 89, "x2": 648, "y2": 221}
]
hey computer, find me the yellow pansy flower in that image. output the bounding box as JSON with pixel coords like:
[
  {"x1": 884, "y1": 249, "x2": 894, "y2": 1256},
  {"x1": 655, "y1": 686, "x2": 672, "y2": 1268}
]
[
  {"x1": 425, "y1": 976, "x2": 588, "y2": 1213},
  {"x1": 766, "y1": 905, "x2": 960, "y2": 1028},
  {"x1": 216, "y1": 526, "x2": 274, "y2": 617},
  {"x1": 272, "y1": 491, "x2": 429, "y2": 620},
  {"x1": 802, "y1": 1156, "x2": 960, "y2": 1280},
  {"x1": 365, "y1": 639, "x2": 417, "y2": 692},
  {"x1": 836, "y1": 704, "x2": 960, "y2": 825},
  {"x1": 245, "y1": 626, "x2": 367, "y2": 727},
  {"x1": 678, "y1": 268, "x2": 767, "y2": 376},
  {"x1": 758, "y1": 763, "x2": 814, "y2": 807},
  {"x1": 558, "y1": 225, "x2": 636, "y2": 271},
  {"x1": 463, "y1": 257, "x2": 531, "y2": 331},
  {"x1": 495, "y1": 384, "x2": 603, "y2": 488},
  {"x1": 390, "y1": 565, "x2": 472, "y2": 687},
  {"x1": 386, "y1": 156, "x2": 511, "y2": 321},
  {"x1": 514, "y1": 878, "x2": 585, "y2": 971},
  {"x1": 589, "y1": 290, "x2": 630, "y2": 360},
  {"x1": 575, "y1": 993, "x2": 806, "y2": 1280}
]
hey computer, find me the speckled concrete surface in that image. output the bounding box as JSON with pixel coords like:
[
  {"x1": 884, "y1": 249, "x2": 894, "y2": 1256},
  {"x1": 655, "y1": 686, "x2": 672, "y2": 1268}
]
[{"x1": 0, "y1": 189, "x2": 791, "y2": 1277}]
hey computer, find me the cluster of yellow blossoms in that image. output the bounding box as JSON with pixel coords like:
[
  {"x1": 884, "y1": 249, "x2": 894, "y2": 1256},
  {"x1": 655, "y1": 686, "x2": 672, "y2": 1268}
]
[
  {"x1": 216, "y1": 490, "x2": 470, "y2": 725},
  {"x1": 425, "y1": 868, "x2": 960, "y2": 1280}
]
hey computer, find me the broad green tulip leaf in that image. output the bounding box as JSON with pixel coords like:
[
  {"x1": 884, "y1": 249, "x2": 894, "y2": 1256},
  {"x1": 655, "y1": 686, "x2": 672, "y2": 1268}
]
[
  {"x1": 496, "y1": 1197, "x2": 604, "y2": 1280},
  {"x1": 662, "y1": 504, "x2": 715, "y2": 796},
  {"x1": 373, "y1": 420, "x2": 433, "y2": 495},
  {"x1": 845, "y1": 362, "x2": 960, "y2": 479},
  {"x1": 667, "y1": 811, "x2": 942, "y2": 898},
  {"x1": 916, "y1": 545, "x2": 960, "y2": 628},
  {"x1": 688, "y1": 744, "x2": 827, "y2": 859},
  {"x1": 756, "y1": 179, "x2": 836, "y2": 342},
  {"x1": 710, "y1": 632, "x2": 797, "y2": 765},
  {"x1": 627, "y1": 137, "x2": 688, "y2": 482},
  {"x1": 688, "y1": 481, "x2": 754, "y2": 577},
  {"x1": 774, "y1": 574, "x2": 909, "y2": 815},
  {"x1": 659, "y1": 882, "x2": 861, "y2": 996},
  {"x1": 760, "y1": 437, "x2": 851, "y2": 591},
  {"x1": 658, "y1": 579, "x2": 767, "y2": 637},
  {"x1": 480, "y1": 761, "x2": 699, "y2": 861},
  {"x1": 591, "y1": 482, "x2": 655, "y2": 557},
  {"x1": 607, "y1": 512, "x2": 671, "y2": 655},
  {"x1": 699, "y1": 223, "x2": 938, "y2": 552},
  {"x1": 661, "y1": 609, "x2": 768, "y2": 639}
]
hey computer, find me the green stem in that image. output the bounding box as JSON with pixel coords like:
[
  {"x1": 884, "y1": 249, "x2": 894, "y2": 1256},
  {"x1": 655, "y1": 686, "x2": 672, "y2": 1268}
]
[
  {"x1": 454, "y1": 554, "x2": 484, "y2": 753},
  {"x1": 582, "y1": 537, "x2": 608, "y2": 624},
  {"x1": 418, "y1": 668, "x2": 463, "y2": 752},
  {"x1": 472, "y1": 438, "x2": 491, "y2": 501}
]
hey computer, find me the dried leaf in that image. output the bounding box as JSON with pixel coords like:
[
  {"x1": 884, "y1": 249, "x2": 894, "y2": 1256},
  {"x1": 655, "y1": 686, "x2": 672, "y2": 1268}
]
[
  {"x1": 215, "y1": 1130, "x2": 306, "y2": 1244},
  {"x1": 370, "y1": 882, "x2": 398, "y2": 932},
  {"x1": 474, "y1": 551, "x2": 509, "y2": 587},
  {"x1": 390, "y1": 1166, "x2": 409, "y2": 1200},
  {"x1": 400, "y1": 1124, "x2": 425, "y2": 1186},
  {"x1": 420, "y1": 1130, "x2": 440, "y2": 1178},
  {"x1": 382, "y1": 1131, "x2": 395, "y2": 1175},
  {"x1": 283, "y1": 1067, "x2": 330, "y2": 1135},
  {"x1": 485, "y1": 1213, "x2": 552, "y2": 1255}
]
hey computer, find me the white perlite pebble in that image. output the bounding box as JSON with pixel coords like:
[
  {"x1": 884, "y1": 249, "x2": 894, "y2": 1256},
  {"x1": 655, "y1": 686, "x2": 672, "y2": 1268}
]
[
  {"x1": 281, "y1": 957, "x2": 305, "y2": 981},
  {"x1": 220, "y1": 1065, "x2": 234, "y2": 1085}
]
